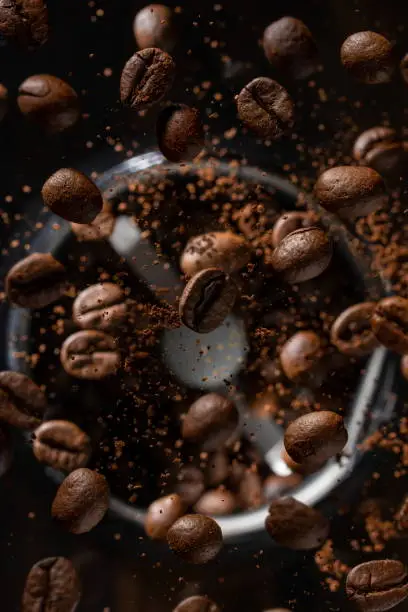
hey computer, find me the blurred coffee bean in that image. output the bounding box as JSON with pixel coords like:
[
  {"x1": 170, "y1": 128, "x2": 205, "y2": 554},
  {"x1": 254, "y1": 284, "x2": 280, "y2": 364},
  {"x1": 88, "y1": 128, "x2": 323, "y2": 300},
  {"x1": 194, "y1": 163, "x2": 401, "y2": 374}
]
[
  {"x1": 167, "y1": 514, "x2": 223, "y2": 564},
  {"x1": 236, "y1": 77, "x2": 294, "y2": 139},
  {"x1": 42, "y1": 168, "x2": 103, "y2": 224},
  {"x1": 371, "y1": 296, "x2": 408, "y2": 354},
  {"x1": 0, "y1": 0, "x2": 48, "y2": 49},
  {"x1": 271, "y1": 212, "x2": 313, "y2": 248},
  {"x1": 340, "y1": 31, "x2": 395, "y2": 84},
  {"x1": 263, "y1": 17, "x2": 318, "y2": 80},
  {"x1": 270, "y1": 227, "x2": 332, "y2": 283},
  {"x1": 179, "y1": 268, "x2": 237, "y2": 334},
  {"x1": 157, "y1": 104, "x2": 204, "y2": 163},
  {"x1": 0, "y1": 83, "x2": 7, "y2": 122},
  {"x1": 181, "y1": 393, "x2": 239, "y2": 451},
  {"x1": 279, "y1": 330, "x2": 326, "y2": 386},
  {"x1": 52, "y1": 468, "x2": 110, "y2": 534},
  {"x1": 22, "y1": 557, "x2": 80, "y2": 612},
  {"x1": 71, "y1": 201, "x2": 115, "y2": 242},
  {"x1": 353, "y1": 126, "x2": 408, "y2": 184},
  {"x1": 60, "y1": 330, "x2": 120, "y2": 380},
  {"x1": 73, "y1": 283, "x2": 127, "y2": 332},
  {"x1": 33, "y1": 420, "x2": 91, "y2": 472},
  {"x1": 0, "y1": 371, "x2": 47, "y2": 430},
  {"x1": 238, "y1": 470, "x2": 264, "y2": 510},
  {"x1": 0, "y1": 425, "x2": 12, "y2": 477},
  {"x1": 206, "y1": 450, "x2": 229, "y2": 487},
  {"x1": 133, "y1": 4, "x2": 176, "y2": 52},
  {"x1": 6, "y1": 252, "x2": 67, "y2": 309},
  {"x1": 263, "y1": 473, "x2": 302, "y2": 501},
  {"x1": 265, "y1": 497, "x2": 329, "y2": 549},
  {"x1": 330, "y1": 302, "x2": 379, "y2": 357},
  {"x1": 194, "y1": 487, "x2": 236, "y2": 516},
  {"x1": 180, "y1": 231, "x2": 251, "y2": 277},
  {"x1": 17, "y1": 74, "x2": 79, "y2": 133},
  {"x1": 346, "y1": 559, "x2": 408, "y2": 612},
  {"x1": 145, "y1": 493, "x2": 185, "y2": 540},
  {"x1": 284, "y1": 411, "x2": 348, "y2": 468},
  {"x1": 401, "y1": 355, "x2": 408, "y2": 381},
  {"x1": 120, "y1": 47, "x2": 175, "y2": 110},
  {"x1": 173, "y1": 595, "x2": 220, "y2": 612},
  {"x1": 175, "y1": 466, "x2": 205, "y2": 507}
]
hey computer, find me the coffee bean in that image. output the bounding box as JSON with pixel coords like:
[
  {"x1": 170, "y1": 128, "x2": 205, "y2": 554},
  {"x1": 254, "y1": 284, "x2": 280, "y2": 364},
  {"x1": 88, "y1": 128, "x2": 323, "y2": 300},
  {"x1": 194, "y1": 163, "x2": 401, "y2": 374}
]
[
  {"x1": 341, "y1": 31, "x2": 395, "y2": 84},
  {"x1": 181, "y1": 231, "x2": 251, "y2": 277},
  {"x1": 157, "y1": 103, "x2": 204, "y2": 162},
  {"x1": 173, "y1": 595, "x2": 220, "y2": 612},
  {"x1": 167, "y1": 513, "x2": 223, "y2": 564},
  {"x1": 33, "y1": 420, "x2": 91, "y2": 472},
  {"x1": 271, "y1": 212, "x2": 313, "y2": 248},
  {"x1": 52, "y1": 467, "x2": 109, "y2": 534},
  {"x1": 0, "y1": 425, "x2": 12, "y2": 477},
  {"x1": 0, "y1": 371, "x2": 47, "y2": 429},
  {"x1": 120, "y1": 47, "x2": 175, "y2": 110},
  {"x1": 194, "y1": 488, "x2": 237, "y2": 516},
  {"x1": 401, "y1": 53, "x2": 408, "y2": 84},
  {"x1": 206, "y1": 450, "x2": 229, "y2": 487},
  {"x1": 60, "y1": 330, "x2": 120, "y2": 380},
  {"x1": 42, "y1": 168, "x2": 103, "y2": 224},
  {"x1": 181, "y1": 392, "x2": 239, "y2": 451},
  {"x1": 401, "y1": 355, "x2": 408, "y2": 381},
  {"x1": 0, "y1": 0, "x2": 48, "y2": 49},
  {"x1": 330, "y1": 302, "x2": 379, "y2": 357},
  {"x1": 396, "y1": 495, "x2": 408, "y2": 532},
  {"x1": 145, "y1": 493, "x2": 185, "y2": 540},
  {"x1": 22, "y1": 557, "x2": 80, "y2": 612},
  {"x1": 175, "y1": 466, "x2": 205, "y2": 506},
  {"x1": 284, "y1": 411, "x2": 348, "y2": 469},
  {"x1": 371, "y1": 296, "x2": 408, "y2": 354},
  {"x1": 279, "y1": 330, "x2": 326, "y2": 386},
  {"x1": 238, "y1": 470, "x2": 264, "y2": 510},
  {"x1": 346, "y1": 559, "x2": 408, "y2": 612},
  {"x1": 179, "y1": 268, "x2": 238, "y2": 334},
  {"x1": 281, "y1": 448, "x2": 314, "y2": 475},
  {"x1": 0, "y1": 83, "x2": 8, "y2": 122},
  {"x1": 314, "y1": 166, "x2": 388, "y2": 220},
  {"x1": 236, "y1": 77, "x2": 294, "y2": 139},
  {"x1": 71, "y1": 201, "x2": 115, "y2": 242},
  {"x1": 17, "y1": 74, "x2": 79, "y2": 133},
  {"x1": 265, "y1": 497, "x2": 329, "y2": 549},
  {"x1": 133, "y1": 4, "x2": 176, "y2": 53},
  {"x1": 353, "y1": 127, "x2": 408, "y2": 183},
  {"x1": 270, "y1": 227, "x2": 332, "y2": 283},
  {"x1": 263, "y1": 473, "x2": 302, "y2": 501},
  {"x1": 6, "y1": 252, "x2": 67, "y2": 309},
  {"x1": 73, "y1": 283, "x2": 127, "y2": 332},
  {"x1": 263, "y1": 17, "x2": 318, "y2": 80}
]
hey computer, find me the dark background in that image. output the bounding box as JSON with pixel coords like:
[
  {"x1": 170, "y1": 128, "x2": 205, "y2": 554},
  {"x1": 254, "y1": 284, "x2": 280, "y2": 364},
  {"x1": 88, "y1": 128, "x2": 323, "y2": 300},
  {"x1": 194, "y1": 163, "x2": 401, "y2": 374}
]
[{"x1": 0, "y1": 0, "x2": 408, "y2": 610}]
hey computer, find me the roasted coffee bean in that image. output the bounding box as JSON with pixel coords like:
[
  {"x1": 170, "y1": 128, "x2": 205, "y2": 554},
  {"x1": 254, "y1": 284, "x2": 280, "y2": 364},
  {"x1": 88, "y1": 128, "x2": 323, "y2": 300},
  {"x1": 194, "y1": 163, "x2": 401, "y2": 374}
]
[
  {"x1": 133, "y1": 4, "x2": 176, "y2": 53},
  {"x1": 270, "y1": 227, "x2": 332, "y2": 283},
  {"x1": 194, "y1": 488, "x2": 237, "y2": 516},
  {"x1": 120, "y1": 47, "x2": 175, "y2": 110},
  {"x1": 0, "y1": 425, "x2": 12, "y2": 477},
  {"x1": 346, "y1": 559, "x2": 408, "y2": 612},
  {"x1": 0, "y1": 371, "x2": 47, "y2": 429},
  {"x1": 353, "y1": 127, "x2": 408, "y2": 183},
  {"x1": 73, "y1": 283, "x2": 127, "y2": 332},
  {"x1": 396, "y1": 495, "x2": 408, "y2": 532},
  {"x1": 238, "y1": 470, "x2": 264, "y2": 510},
  {"x1": 263, "y1": 17, "x2": 318, "y2": 80},
  {"x1": 181, "y1": 231, "x2": 251, "y2": 277},
  {"x1": 175, "y1": 466, "x2": 205, "y2": 506},
  {"x1": 330, "y1": 302, "x2": 379, "y2": 357},
  {"x1": 206, "y1": 450, "x2": 229, "y2": 487},
  {"x1": 340, "y1": 31, "x2": 395, "y2": 84},
  {"x1": 281, "y1": 448, "x2": 315, "y2": 475},
  {"x1": 181, "y1": 392, "x2": 239, "y2": 451},
  {"x1": 71, "y1": 201, "x2": 115, "y2": 242},
  {"x1": 280, "y1": 330, "x2": 326, "y2": 386},
  {"x1": 167, "y1": 513, "x2": 223, "y2": 564},
  {"x1": 157, "y1": 103, "x2": 204, "y2": 163},
  {"x1": 173, "y1": 595, "x2": 220, "y2": 612},
  {"x1": 33, "y1": 420, "x2": 91, "y2": 472},
  {"x1": 0, "y1": 83, "x2": 8, "y2": 122},
  {"x1": 17, "y1": 74, "x2": 79, "y2": 133},
  {"x1": 145, "y1": 493, "x2": 185, "y2": 540},
  {"x1": 42, "y1": 168, "x2": 103, "y2": 224},
  {"x1": 263, "y1": 473, "x2": 302, "y2": 501},
  {"x1": 60, "y1": 330, "x2": 120, "y2": 380},
  {"x1": 271, "y1": 212, "x2": 313, "y2": 248},
  {"x1": 284, "y1": 411, "x2": 348, "y2": 469},
  {"x1": 236, "y1": 77, "x2": 294, "y2": 139},
  {"x1": 265, "y1": 497, "x2": 329, "y2": 549},
  {"x1": 52, "y1": 467, "x2": 110, "y2": 534},
  {"x1": 314, "y1": 166, "x2": 388, "y2": 220},
  {"x1": 371, "y1": 296, "x2": 408, "y2": 354},
  {"x1": 401, "y1": 355, "x2": 408, "y2": 381},
  {"x1": 401, "y1": 53, "x2": 408, "y2": 84},
  {"x1": 179, "y1": 268, "x2": 238, "y2": 334},
  {"x1": 6, "y1": 252, "x2": 67, "y2": 309},
  {"x1": 0, "y1": 0, "x2": 48, "y2": 49},
  {"x1": 22, "y1": 557, "x2": 80, "y2": 612}
]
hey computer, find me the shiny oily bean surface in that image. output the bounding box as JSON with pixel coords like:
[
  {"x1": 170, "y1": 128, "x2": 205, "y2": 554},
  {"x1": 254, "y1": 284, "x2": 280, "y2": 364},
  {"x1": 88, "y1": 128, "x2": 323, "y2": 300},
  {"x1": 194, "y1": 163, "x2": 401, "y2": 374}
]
[
  {"x1": 271, "y1": 212, "x2": 313, "y2": 247},
  {"x1": 6, "y1": 253, "x2": 67, "y2": 309},
  {"x1": 330, "y1": 302, "x2": 379, "y2": 356},
  {"x1": 180, "y1": 231, "x2": 251, "y2": 276},
  {"x1": 157, "y1": 103, "x2": 204, "y2": 163},
  {"x1": 173, "y1": 595, "x2": 221, "y2": 612},
  {"x1": 340, "y1": 31, "x2": 395, "y2": 84},
  {"x1": 33, "y1": 420, "x2": 91, "y2": 472},
  {"x1": 22, "y1": 556, "x2": 80, "y2": 612},
  {"x1": 371, "y1": 296, "x2": 408, "y2": 354},
  {"x1": 270, "y1": 227, "x2": 332, "y2": 283},
  {"x1": 133, "y1": 4, "x2": 176, "y2": 52},
  {"x1": 0, "y1": 371, "x2": 47, "y2": 430},
  {"x1": 279, "y1": 330, "x2": 326, "y2": 387},
  {"x1": 181, "y1": 392, "x2": 239, "y2": 451},
  {"x1": 265, "y1": 497, "x2": 329, "y2": 550},
  {"x1": 346, "y1": 559, "x2": 408, "y2": 612},
  {"x1": 60, "y1": 330, "x2": 120, "y2": 380},
  {"x1": 145, "y1": 494, "x2": 185, "y2": 540},
  {"x1": 179, "y1": 268, "x2": 238, "y2": 334},
  {"x1": 73, "y1": 283, "x2": 127, "y2": 332},
  {"x1": 167, "y1": 513, "x2": 223, "y2": 564},
  {"x1": 42, "y1": 168, "x2": 103, "y2": 224}
]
